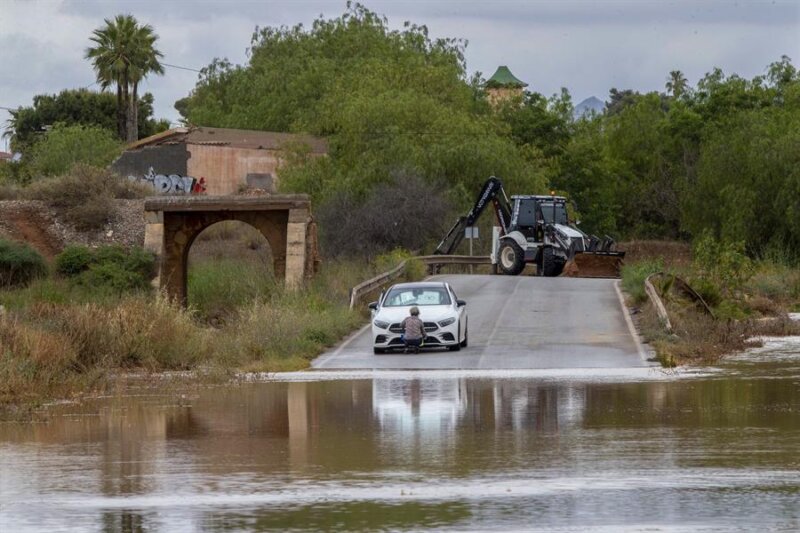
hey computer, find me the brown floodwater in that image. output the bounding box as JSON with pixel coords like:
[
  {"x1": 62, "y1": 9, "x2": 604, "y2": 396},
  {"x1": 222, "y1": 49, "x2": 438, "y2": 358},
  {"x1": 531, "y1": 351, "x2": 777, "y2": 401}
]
[{"x1": 1, "y1": 338, "x2": 799, "y2": 531}]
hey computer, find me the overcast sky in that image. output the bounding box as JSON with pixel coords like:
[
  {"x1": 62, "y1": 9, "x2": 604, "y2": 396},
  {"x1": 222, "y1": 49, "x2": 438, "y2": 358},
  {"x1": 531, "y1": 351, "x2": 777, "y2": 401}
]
[{"x1": 2, "y1": 0, "x2": 799, "y2": 151}]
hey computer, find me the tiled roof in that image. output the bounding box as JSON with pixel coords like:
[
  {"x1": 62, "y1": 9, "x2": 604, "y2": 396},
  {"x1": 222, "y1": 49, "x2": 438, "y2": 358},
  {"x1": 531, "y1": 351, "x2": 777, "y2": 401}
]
[
  {"x1": 486, "y1": 66, "x2": 528, "y2": 88},
  {"x1": 126, "y1": 126, "x2": 328, "y2": 154}
]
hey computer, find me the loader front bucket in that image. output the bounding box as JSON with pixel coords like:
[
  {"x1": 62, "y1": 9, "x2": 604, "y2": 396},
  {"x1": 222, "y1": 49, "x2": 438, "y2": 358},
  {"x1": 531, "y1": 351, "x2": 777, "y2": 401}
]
[{"x1": 561, "y1": 251, "x2": 626, "y2": 278}]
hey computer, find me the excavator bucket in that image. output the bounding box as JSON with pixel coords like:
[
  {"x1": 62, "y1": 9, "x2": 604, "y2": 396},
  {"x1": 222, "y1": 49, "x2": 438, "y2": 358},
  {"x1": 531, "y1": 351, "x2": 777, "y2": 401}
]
[{"x1": 561, "y1": 251, "x2": 625, "y2": 278}]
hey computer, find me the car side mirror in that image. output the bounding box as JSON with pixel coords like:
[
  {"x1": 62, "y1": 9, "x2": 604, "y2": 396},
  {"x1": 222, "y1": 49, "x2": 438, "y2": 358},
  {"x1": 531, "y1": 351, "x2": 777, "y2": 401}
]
[
  {"x1": 368, "y1": 302, "x2": 378, "y2": 311},
  {"x1": 457, "y1": 299, "x2": 466, "y2": 307}
]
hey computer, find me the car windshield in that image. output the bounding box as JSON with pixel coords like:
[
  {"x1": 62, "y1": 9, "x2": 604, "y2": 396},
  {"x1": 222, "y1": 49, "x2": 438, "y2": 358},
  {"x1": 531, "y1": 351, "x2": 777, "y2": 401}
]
[{"x1": 383, "y1": 286, "x2": 451, "y2": 307}]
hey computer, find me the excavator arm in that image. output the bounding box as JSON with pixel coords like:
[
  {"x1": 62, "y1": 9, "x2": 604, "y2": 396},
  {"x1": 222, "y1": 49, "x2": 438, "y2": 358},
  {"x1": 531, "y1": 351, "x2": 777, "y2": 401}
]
[{"x1": 434, "y1": 176, "x2": 512, "y2": 255}]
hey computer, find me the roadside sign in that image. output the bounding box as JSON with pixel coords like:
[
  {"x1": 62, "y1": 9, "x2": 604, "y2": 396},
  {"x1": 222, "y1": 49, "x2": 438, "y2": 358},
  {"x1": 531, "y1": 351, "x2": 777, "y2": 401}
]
[{"x1": 465, "y1": 227, "x2": 479, "y2": 239}]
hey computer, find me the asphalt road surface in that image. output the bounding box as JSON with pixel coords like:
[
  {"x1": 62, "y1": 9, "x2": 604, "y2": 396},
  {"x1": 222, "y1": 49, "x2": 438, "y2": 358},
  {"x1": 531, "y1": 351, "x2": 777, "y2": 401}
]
[{"x1": 312, "y1": 274, "x2": 652, "y2": 370}]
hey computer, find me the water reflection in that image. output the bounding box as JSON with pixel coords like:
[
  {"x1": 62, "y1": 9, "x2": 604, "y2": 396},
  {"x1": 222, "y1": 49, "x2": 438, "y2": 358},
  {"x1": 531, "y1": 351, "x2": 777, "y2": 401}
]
[{"x1": 1, "y1": 364, "x2": 800, "y2": 531}]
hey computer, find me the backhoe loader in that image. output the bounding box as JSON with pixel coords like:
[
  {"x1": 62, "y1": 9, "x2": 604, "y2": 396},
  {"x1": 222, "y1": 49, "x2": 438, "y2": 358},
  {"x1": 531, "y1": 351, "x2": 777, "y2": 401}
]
[{"x1": 434, "y1": 176, "x2": 624, "y2": 277}]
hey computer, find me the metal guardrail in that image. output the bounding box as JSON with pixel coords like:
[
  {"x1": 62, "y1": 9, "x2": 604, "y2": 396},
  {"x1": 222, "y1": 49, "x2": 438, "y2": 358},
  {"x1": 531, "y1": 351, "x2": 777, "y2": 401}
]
[
  {"x1": 348, "y1": 255, "x2": 491, "y2": 310},
  {"x1": 644, "y1": 272, "x2": 714, "y2": 334},
  {"x1": 645, "y1": 273, "x2": 673, "y2": 333}
]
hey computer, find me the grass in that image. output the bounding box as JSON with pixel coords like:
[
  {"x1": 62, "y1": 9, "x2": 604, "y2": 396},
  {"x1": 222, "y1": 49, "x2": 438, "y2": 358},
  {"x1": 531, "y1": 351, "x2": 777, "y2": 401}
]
[
  {"x1": 0, "y1": 295, "x2": 207, "y2": 409},
  {"x1": 620, "y1": 258, "x2": 664, "y2": 305},
  {"x1": 0, "y1": 239, "x2": 416, "y2": 416},
  {"x1": 0, "y1": 239, "x2": 48, "y2": 288},
  {"x1": 188, "y1": 259, "x2": 277, "y2": 324},
  {"x1": 621, "y1": 250, "x2": 800, "y2": 366}
]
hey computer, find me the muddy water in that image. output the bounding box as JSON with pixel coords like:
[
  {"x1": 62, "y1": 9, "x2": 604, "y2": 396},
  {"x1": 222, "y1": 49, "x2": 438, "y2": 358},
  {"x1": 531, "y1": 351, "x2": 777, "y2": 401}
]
[{"x1": 2, "y1": 342, "x2": 800, "y2": 531}]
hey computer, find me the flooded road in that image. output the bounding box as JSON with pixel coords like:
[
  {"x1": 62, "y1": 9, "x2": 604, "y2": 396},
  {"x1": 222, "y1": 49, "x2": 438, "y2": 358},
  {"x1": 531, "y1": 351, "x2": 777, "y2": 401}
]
[
  {"x1": 313, "y1": 275, "x2": 648, "y2": 369},
  {"x1": 2, "y1": 341, "x2": 800, "y2": 531}
]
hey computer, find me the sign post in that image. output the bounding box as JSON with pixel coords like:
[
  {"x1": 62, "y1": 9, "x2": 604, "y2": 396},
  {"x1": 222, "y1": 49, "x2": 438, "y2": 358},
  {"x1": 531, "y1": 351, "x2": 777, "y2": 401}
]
[{"x1": 465, "y1": 226, "x2": 479, "y2": 274}]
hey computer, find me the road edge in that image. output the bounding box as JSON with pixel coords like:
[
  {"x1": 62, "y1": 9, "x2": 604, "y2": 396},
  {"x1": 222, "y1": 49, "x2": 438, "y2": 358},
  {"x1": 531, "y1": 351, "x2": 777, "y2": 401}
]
[
  {"x1": 311, "y1": 323, "x2": 371, "y2": 369},
  {"x1": 614, "y1": 280, "x2": 652, "y2": 363}
]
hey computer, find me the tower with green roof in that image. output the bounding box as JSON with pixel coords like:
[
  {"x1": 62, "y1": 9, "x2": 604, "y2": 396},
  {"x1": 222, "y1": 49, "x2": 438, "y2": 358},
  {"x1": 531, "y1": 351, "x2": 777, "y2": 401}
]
[{"x1": 486, "y1": 65, "x2": 528, "y2": 107}]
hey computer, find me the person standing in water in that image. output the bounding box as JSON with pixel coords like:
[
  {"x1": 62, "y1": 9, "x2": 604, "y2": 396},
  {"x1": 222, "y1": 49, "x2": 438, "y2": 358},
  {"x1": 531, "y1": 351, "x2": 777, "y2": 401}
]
[{"x1": 401, "y1": 306, "x2": 426, "y2": 353}]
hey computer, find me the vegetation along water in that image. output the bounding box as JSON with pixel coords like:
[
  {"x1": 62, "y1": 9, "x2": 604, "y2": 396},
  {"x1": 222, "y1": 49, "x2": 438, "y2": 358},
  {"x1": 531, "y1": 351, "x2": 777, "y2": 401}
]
[{"x1": 1, "y1": 4, "x2": 799, "y2": 422}]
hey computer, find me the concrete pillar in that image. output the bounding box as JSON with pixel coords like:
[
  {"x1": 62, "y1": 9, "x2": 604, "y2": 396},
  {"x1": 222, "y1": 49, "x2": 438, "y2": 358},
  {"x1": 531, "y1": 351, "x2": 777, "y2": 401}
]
[
  {"x1": 143, "y1": 210, "x2": 164, "y2": 288},
  {"x1": 285, "y1": 208, "x2": 308, "y2": 289}
]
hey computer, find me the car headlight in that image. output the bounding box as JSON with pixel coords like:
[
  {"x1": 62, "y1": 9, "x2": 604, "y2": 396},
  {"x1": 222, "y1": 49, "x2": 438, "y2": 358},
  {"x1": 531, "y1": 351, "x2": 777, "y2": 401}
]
[
  {"x1": 438, "y1": 317, "x2": 456, "y2": 327},
  {"x1": 373, "y1": 319, "x2": 390, "y2": 329}
]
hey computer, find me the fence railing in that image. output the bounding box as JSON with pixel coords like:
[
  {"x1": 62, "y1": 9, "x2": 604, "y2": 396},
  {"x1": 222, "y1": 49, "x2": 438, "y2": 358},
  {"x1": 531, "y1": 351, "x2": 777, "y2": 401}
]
[
  {"x1": 644, "y1": 273, "x2": 673, "y2": 333},
  {"x1": 348, "y1": 255, "x2": 491, "y2": 310},
  {"x1": 644, "y1": 272, "x2": 714, "y2": 334}
]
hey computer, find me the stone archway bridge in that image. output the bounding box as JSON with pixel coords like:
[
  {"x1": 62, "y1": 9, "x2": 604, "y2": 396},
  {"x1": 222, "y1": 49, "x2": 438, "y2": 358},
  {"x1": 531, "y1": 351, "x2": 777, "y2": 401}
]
[{"x1": 144, "y1": 195, "x2": 319, "y2": 304}]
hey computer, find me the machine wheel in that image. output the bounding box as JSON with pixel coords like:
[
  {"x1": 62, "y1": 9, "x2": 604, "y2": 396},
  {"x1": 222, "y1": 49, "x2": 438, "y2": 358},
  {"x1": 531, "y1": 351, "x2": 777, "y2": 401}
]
[
  {"x1": 498, "y1": 241, "x2": 526, "y2": 276},
  {"x1": 460, "y1": 326, "x2": 468, "y2": 348},
  {"x1": 373, "y1": 347, "x2": 385, "y2": 355},
  {"x1": 541, "y1": 246, "x2": 563, "y2": 277}
]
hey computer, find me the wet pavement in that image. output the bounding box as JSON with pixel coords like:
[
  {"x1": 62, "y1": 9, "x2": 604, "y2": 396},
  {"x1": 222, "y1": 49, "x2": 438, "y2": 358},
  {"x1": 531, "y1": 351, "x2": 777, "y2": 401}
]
[
  {"x1": 314, "y1": 275, "x2": 651, "y2": 369},
  {"x1": 2, "y1": 338, "x2": 800, "y2": 531}
]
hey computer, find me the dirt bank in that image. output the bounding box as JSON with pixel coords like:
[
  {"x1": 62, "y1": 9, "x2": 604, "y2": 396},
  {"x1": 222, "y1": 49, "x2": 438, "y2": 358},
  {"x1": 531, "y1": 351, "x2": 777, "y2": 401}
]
[{"x1": 0, "y1": 200, "x2": 145, "y2": 257}]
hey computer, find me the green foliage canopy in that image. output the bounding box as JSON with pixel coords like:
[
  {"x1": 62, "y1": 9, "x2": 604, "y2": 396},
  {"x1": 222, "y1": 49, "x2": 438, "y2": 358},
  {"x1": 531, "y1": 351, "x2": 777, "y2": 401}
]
[
  {"x1": 555, "y1": 55, "x2": 800, "y2": 258},
  {"x1": 26, "y1": 124, "x2": 122, "y2": 178},
  {"x1": 180, "y1": 3, "x2": 799, "y2": 261},
  {"x1": 7, "y1": 89, "x2": 168, "y2": 152},
  {"x1": 181, "y1": 3, "x2": 549, "y2": 202},
  {"x1": 85, "y1": 14, "x2": 165, "y2": 142}
]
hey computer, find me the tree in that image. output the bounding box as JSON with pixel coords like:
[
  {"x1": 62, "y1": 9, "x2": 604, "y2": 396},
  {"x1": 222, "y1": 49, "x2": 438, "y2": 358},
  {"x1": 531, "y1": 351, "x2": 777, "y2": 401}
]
[
  {"x1": 605, "y1": 88, "x2": 639, "y2": 115},
  {"x1": 495, "y1": 90, "x2": 571, "y2": 158},
  {"x1": 85, "y1": 15, "x2": 164, "y2": 142},
  {"x1": 182, "y1": 3, "x2": 547, "y2": 205},
  {"x1": 665, "y1": 70, "x2": 688, "y2": 98},
  {"x1": 26, "y1": 124, "x2": 122, "y2": 178},
  {"x1": 5, "y1": 89, "x2": 168, "y2": 152}
]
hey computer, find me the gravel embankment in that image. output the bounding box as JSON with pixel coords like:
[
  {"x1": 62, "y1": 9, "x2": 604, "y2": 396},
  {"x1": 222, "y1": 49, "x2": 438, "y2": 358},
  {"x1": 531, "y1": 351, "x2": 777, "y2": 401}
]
[{"x1": 0, "y1": 199, "x2": 146, "y2": 257}]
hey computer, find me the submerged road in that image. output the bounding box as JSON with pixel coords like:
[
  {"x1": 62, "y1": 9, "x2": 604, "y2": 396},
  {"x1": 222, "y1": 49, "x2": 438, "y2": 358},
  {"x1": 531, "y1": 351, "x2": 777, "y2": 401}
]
[{"x1": 312, "y1": 274, "x2": 652, "y2": 370}]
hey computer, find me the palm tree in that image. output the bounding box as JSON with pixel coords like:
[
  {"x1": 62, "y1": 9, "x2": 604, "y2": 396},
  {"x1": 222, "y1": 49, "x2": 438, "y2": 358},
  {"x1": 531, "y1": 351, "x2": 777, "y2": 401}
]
[
  {"x1": 86, "y1": 15, "x2": 163, "y2": 142},
  {"x1": 127, "y1": 26, "x2": 164, "y2": 141},
  {"x1": 665, "y1": 70, "x2": 688, "y2": 99}
]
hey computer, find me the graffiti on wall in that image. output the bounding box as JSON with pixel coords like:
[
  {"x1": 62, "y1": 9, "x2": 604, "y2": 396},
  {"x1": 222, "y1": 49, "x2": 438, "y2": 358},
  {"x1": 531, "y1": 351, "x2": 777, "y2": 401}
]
[{"x1": 129, "y1": 167, "x2": 207, "y2": 194}]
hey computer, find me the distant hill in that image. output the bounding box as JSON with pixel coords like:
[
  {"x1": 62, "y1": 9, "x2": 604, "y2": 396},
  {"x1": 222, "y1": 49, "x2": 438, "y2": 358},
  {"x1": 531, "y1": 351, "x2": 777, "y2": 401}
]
[{"x1": 573, "y1": 96, "x2": 605, "y2": 119}]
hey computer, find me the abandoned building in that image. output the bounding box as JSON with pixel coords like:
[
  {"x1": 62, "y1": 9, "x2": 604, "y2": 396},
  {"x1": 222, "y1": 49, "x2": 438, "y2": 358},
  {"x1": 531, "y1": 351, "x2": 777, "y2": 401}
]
[
  {"x1": 112, "y1": 126, "x2": 328, "y2": 195},
  {"x1": 486, "y1": 66, "x2": 528, "y2": 107}
]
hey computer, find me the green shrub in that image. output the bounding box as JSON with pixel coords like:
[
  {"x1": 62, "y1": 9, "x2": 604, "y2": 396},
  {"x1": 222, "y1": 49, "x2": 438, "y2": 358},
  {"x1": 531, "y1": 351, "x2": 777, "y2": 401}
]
[
  {"x1": 0, "y1": 240, "x2": 48, "y2": 288},
  {"x1": 55, "y1": 246, "x2": 94, "y2": 277},
  {"x1": 79, "y1": 262, "x2": 149, "y2": 292},
  {"x1": 689, "y1": 277, "x2": 723, "y2": 307},
  {"x1": 52, "y1": 245, "x2": 156, "y2": 293},
  {"x1": 715, "y1": 299, "x2": 749, "y2": 320},
  {"x1": 693, "y1": 232, "x2": 754, "y2": 293},
  {"x1": 81, "y1": 246, "x2": 155, "y2": 292},
  {"x1": 621, "y1": 259, "x2": 664, "y2": 305},
  {"x1": 26, "y1": 124, "x2": 121, "y2": 177}
]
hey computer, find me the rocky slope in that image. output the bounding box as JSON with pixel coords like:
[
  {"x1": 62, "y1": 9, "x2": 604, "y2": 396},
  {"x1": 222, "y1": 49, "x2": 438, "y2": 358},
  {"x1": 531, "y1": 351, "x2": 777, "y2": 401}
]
[{"x1": 0, "y1": 200, "x2": 145, "y2": 258}]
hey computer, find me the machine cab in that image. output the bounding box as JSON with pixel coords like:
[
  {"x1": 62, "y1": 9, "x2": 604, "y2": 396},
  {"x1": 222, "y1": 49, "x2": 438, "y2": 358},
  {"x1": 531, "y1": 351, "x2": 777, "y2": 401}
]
[{"x1": 510, "y1": 195, "x2": 569, "y2": 241}]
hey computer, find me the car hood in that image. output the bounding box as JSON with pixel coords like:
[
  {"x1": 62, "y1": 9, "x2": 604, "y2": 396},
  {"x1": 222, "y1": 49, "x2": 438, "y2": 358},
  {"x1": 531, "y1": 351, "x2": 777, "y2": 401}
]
[{"x1": 375, "y1": 305, "x2": 455, "y2": 323}]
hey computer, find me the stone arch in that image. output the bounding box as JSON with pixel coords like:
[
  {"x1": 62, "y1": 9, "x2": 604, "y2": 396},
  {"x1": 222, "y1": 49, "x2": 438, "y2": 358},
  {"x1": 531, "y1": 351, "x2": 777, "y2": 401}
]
[{"x1": 144, "y1": 195, "x2": 317, "y2": 304}]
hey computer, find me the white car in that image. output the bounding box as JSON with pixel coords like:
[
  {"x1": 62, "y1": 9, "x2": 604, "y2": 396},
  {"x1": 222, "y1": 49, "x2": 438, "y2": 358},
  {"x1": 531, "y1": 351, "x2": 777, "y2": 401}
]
[{"x1": 368, "y1": 281, "x2": 468, "y2": 354}]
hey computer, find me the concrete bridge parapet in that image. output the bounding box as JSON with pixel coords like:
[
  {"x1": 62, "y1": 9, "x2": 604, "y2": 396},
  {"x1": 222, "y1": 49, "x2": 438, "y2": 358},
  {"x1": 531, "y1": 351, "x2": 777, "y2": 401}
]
[{"x1": 144, "y1": 195, "x2": 318, "y2": 304}]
